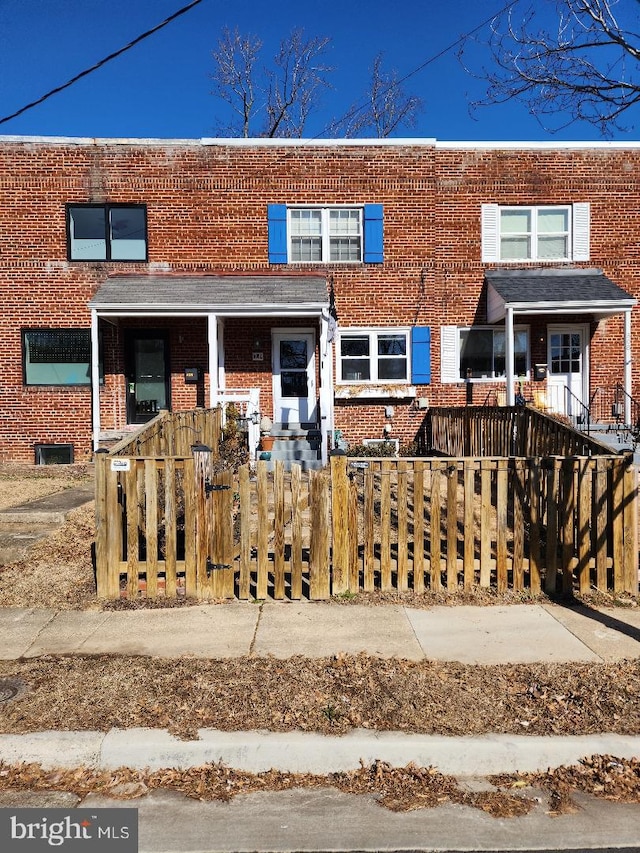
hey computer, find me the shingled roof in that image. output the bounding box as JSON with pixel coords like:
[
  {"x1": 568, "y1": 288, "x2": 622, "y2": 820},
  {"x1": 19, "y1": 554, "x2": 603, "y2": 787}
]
[
  {"x1": 89, "y1": 274, "x2": 329, "y2": 315},
  {"x1": 486, "y1": 267, "x2": 636, "y2": 322}
]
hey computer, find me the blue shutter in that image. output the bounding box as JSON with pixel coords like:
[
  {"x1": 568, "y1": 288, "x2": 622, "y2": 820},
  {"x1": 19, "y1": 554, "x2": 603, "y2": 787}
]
[
  {"x1": 411, "y1": 326, "x2": 431, "y2": 384},
  {"x1": 363, "y1": 204, "x2": 383, "y2": 263},
  {"x1": 268, "y1": 204, "x2": 287, "y2": 264}
]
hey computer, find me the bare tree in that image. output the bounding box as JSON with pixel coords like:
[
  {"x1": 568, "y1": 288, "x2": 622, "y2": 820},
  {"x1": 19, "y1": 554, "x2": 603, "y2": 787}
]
[
  {"x1": 211, "y1": 27, "x2": 333, "y2": 138},
  {"x1": 464, "y1": 0, "x2": 640, "y2": 134},
  {"x1": 332, "y1": 53, "x2": 423, "y2": 138},
  {"x1": 211, "y1": 27, "x2": 262, "y2": 138}
]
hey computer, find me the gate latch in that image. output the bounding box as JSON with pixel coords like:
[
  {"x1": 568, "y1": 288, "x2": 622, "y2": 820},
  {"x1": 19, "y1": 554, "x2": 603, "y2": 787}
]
[
  {"x1": 206, "y1": 557, "x2": 232, "y2": 575},
  {"x1": 205, "y1": 480, "x2": 231, "y2": 496}
]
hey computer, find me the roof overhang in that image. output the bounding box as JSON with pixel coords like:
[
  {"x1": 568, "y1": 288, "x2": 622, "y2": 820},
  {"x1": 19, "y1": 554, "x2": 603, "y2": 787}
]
[
  {"x1": 88, "y1": 274, "x2": 330, "y2": 319},
  {"x1": 486, "y1": 268, "x2": 636, "y2": 324}
]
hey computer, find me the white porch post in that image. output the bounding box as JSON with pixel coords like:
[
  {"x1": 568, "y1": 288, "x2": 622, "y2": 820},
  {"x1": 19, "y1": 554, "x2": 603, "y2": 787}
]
[
  {"x1": 207, "y1": 313, "x2": 219, "y2": 409},
  {"x1": 319, "y1": 310, "x2": 334, "y2": 466},
  {"x1": 505, "y1": 306, "x2": 515, "y2": 406},
  {"x1": 90, "y1": 309, "x2": 101, "y2": 451},
  {"x1": 624, "y1": 308, "x2": 633, "y2": 424}
]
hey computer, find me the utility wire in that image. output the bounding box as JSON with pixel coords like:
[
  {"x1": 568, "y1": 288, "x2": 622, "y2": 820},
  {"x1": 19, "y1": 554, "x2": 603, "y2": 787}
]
[
  {"x1": 314, "y1": 0, "x2": 520, "y2": 138},
  {"x1": 0, "y1": 0, "x2": 204, "y2": 127}
]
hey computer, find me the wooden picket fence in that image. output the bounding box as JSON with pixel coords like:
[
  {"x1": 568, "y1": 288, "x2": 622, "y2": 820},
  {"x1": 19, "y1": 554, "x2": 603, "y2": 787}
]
[{"x1": 94, "y1": 450, "x2": 638, "y2": 600}]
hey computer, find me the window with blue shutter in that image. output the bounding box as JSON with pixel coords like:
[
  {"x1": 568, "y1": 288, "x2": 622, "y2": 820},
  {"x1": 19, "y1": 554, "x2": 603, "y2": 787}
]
[
  {"x1": 267, "y1": 204, "x2": 288, "y2": 263},
  {"x1": 363, "y1": 204, "x2": 384, "y2": 263},
  {"x1": 411, "y1": 327, "x2": 431, "y2": 384}
]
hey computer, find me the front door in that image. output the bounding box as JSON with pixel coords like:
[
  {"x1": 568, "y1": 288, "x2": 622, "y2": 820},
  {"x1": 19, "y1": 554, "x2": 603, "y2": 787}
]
[
  {"x1": 547, "y1": 325, "x2": 588, "y2": 417},
  {"x1": 272, "y1": 330, "x2": 317, "y2": 425},
  {"x1": 125, "y1": 330, "x2": 170, "y2": 424}
]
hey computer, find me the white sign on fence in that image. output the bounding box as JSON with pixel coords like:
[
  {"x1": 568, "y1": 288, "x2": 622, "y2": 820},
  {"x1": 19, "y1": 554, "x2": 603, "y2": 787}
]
[{"x1": 110, "y1": 458, "x2": 131, "y2": 472}]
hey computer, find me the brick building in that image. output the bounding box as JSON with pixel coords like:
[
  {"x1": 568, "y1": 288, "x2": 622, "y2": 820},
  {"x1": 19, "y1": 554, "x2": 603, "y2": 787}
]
[{"x1": 1, "y1": 135, "x2": 638, "y2": 463}]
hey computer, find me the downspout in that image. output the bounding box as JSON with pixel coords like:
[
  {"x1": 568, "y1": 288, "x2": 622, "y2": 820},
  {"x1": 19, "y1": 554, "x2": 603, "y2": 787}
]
[
  {"x1": 505, "y1": 306, "x2": 515, "y2": 406},
  {"x1": 624, "y1": 309, "x2": 632, "y2": 425},
  {"x1": 90, "y1": 309, "x2": 101, "y2": 452},
  {"x1": 319, "y1": 310, "x2": 333, "y2": 466}
]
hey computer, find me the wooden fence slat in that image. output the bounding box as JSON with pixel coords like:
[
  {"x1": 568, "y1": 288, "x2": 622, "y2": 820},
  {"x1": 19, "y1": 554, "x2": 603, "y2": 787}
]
[
  {"x1": 397, "y1": 460, "x2": 409, "y2": 591},
  {"x1": 529, "y1": 458, "x2": 541, "y2": 595},
  {"x1": 290, "y1": 463, "x2": 303, "y2": 599},
  {"x1": 430, "y1": 464, "x2": 442, "y2": 590},
  {"x1": 595, "y1": 457, "x2": 609, "y2": 592},
  {"x1": 125, "y1": 463, "x2": 139, "y2": 600},
  {"x1": 496, "y1": 458, "x2": 508, "y2": 593},
  {"x1": 623, "y1": 460, "x2": 638, "y2": 594},
  {"x1": 256, "y1": 461, "x2": 269, "y2": 599},
  {"x1": 463, "y1": 461, "x2": 475, "y2": 589},
  {"x1": 309, "y1": 471, "x2": 330, "y2": 599},
  {"x1": 331, "y1": 455, "x2": 350, "y2": 594},
  {"x1": 479, "y1": 459, "x2": 492, "y2": 588},
  {"x1": 94, "y1": 452, "x2": 109, "y2": 598},
  {"x1": 164, "y1": 458, "x2": 177, "y2": 598},
  {"x1": 348, "y1": 472, "x2": 359, "y2": 591},
  {"x1": 273, "y1": 461, "x2": 286, "y2": 599},
  {"x1": 545, "y1": 459, "x2": 560, "y2": 594},
  {"x1": 561, "y1": 459, "x2": 576, "y2": 595},
  {"x1": 512, "y1": 459, "x2": 525, "y2": 591},
  {"x1": 144, "y1": 459, "x2": 159, "y2": 598},
  {"x1": 446, "y1": 463, "x2": 458, "y2": 590},
  {"x1": 380, "y1": 461, "x2": 392, "y2": 591},
  {"x1": 413, "y1": 461, "x2": 425, "y2": 594},
  {"x1": 363, "y1": 467, "x2": 375, "y2": 592},
  {"x1": 577, "y1": 458, "x2": 592, "y2": 595},
  {"x1": 238, "y1": 465, "x2": 252, "y2": 600},
  {"x1": 612, "y1": 457, "x2": 625, "y2": 592}
]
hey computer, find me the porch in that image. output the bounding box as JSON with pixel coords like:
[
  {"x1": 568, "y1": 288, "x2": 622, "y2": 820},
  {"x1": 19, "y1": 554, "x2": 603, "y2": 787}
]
[{"x1": 88, "y1": 273, "x2": 335, "y2": 467}]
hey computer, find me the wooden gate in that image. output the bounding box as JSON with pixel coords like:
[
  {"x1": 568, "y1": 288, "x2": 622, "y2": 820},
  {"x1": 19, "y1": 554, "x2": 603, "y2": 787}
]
[{"x1": 193, "y1": 445, "x2": 234, "y2": 600}]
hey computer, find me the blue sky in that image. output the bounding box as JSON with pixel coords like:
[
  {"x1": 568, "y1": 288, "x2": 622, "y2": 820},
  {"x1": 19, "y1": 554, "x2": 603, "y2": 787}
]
[{"x1": 0, "y1": 0, "x2": 636, "y2": 142}]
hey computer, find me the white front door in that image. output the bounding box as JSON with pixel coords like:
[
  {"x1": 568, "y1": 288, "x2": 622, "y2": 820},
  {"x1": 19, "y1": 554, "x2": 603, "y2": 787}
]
[
  {"x1": 272, "y1": 330, "x2": 317, "y2": 425},
  {"x1": 547, "y1": 325, "x2": 588, "y2": 417}
]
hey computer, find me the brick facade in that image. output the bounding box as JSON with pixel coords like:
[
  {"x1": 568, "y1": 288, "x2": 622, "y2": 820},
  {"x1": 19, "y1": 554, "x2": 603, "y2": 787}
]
[{"x1": 0, "y1": 137, "x2": 638, "y2": 461}]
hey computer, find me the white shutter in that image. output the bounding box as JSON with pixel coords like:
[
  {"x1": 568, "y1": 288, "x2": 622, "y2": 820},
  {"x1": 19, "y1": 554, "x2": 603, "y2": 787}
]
[
  {"x1": 572, "y1": 202, "x2": 590, "y2": 261},
  {"x1": 481, "y1": 204, "x2": 500, "y2": 263},
  {"x1": 440, "y1": 325, "x2": 460, "y2": 384}
]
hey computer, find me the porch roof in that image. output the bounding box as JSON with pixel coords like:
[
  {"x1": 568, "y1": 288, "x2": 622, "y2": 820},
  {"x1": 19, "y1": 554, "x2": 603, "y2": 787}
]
[
  {"x1": 486, "y1": 267, "x2": 636, "y2": 323},
  {"x1": 88, "y1": 274, "x2": 329, "y2": 317}
]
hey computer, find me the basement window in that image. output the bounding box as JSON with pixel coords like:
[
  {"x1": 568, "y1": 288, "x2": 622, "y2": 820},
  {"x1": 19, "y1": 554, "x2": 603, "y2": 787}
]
[{"x1": 34, "y1": 443, "x2": 74, "y2": 465}]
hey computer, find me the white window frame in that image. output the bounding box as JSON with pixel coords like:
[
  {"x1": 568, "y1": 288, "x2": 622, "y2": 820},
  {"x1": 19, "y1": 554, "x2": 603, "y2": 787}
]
[
  {"x1": 481, "y1": 202, "x2": 590, "y2": 263},
  {"x1": 441, "y1": 325, "x2": 530, "y2": 384},
  {"x1": 288, "y1": 206, "x2": 363, "y2": 263},
  {"x1": 338, "y1": 328, "x2": 411, "y2": 385},
  {"x1": 500, "y1": 205, "x2": 570, "y2": 262}
]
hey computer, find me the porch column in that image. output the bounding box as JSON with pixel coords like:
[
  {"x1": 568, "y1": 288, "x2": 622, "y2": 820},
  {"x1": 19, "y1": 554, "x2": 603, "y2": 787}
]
[
  {"x1": 505, "y1": 306, "x2": 515, "y2": 406},
  {"x1": 624, "y1": 308, "x2": 633, "y2": 424},
  {"x1": 319, "y1": 310, "x2": 334, "y2": 466},
  {"x1": 207, "y1": 313, "x2": 219, "y2": 409},
  {"x1": 90, "y1": 309, "x2": 101, "y2": 451}
]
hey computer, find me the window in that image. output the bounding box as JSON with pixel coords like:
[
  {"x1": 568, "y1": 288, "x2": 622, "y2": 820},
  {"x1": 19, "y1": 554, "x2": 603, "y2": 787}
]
[
  {"x1": 339, "y1": 330, "x2": 409, "y2": 383},
  {"x1": 441, "y1": 326, "x2": 529, "y2": 383},
  {"x1": 67, "y1": 204, "x2": 147, "y2": 261},
  {"x1": 268, "y1": 203, "x2": 383, "y2": 263},
  {"x1": 23, "y1": 329, "x2": 91, "y2": 386},
  {"x1": 481, "y1": 203, "x2": 590, "y2": 263}
]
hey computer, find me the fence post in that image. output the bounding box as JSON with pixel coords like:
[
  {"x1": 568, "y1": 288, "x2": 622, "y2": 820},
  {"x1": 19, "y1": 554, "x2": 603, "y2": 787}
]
[
  {"x1": 94, "y1": 449, "x2": 109, "y2": 598},
  {"x1": 331, "y1": 453, "x2": 350, "y2": 594},
  {"x1": 192, "y1": 443, "x2": 213, "y2": 600}
]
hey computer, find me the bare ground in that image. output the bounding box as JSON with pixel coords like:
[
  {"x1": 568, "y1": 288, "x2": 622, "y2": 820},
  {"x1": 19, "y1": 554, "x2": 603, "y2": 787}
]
[{"x1": 0, "y1": 465, "x2": 639, "y2": 813}]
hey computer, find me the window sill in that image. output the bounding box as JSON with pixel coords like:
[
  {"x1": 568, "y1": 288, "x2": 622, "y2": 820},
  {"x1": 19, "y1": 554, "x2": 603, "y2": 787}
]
[{"x1": 335, "y1": 385, "x2": 417, "y2": 400}]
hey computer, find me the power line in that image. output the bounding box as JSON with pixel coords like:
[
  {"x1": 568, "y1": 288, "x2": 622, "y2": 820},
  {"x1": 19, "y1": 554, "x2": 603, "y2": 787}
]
[
  {"x1": 0, "y1": 0, "x2": 204, "y2": 127},
  {"x1": 314, "y1": 0, "x2": 520, "y2": 138}
]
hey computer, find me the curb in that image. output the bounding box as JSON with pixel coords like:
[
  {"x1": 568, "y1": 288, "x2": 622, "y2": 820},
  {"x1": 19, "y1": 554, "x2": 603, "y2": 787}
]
[{"x1": 1, "y1": 729, "x2": 639, "y2": 776}]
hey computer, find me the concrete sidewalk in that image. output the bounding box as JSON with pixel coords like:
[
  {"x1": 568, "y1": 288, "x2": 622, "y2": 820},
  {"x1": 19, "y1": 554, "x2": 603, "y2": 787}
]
[
  {"x1": 1, "y1": 600, "x2": 640, "y2": 851},
  {"x1": 2, "y1": 599, "x2": 640, "y2": 663}
]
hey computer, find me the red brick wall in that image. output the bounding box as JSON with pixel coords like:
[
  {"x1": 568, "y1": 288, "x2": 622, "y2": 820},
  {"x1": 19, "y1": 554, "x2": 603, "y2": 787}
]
[{"x1": 0, "y1": 139, "x2": 638, "y2": 459}]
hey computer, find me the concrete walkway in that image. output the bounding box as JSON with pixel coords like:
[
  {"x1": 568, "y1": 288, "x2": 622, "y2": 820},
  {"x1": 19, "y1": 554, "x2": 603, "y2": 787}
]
[{"x1": 2, "y1": 599, "x2": 640, "y2": 663}]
